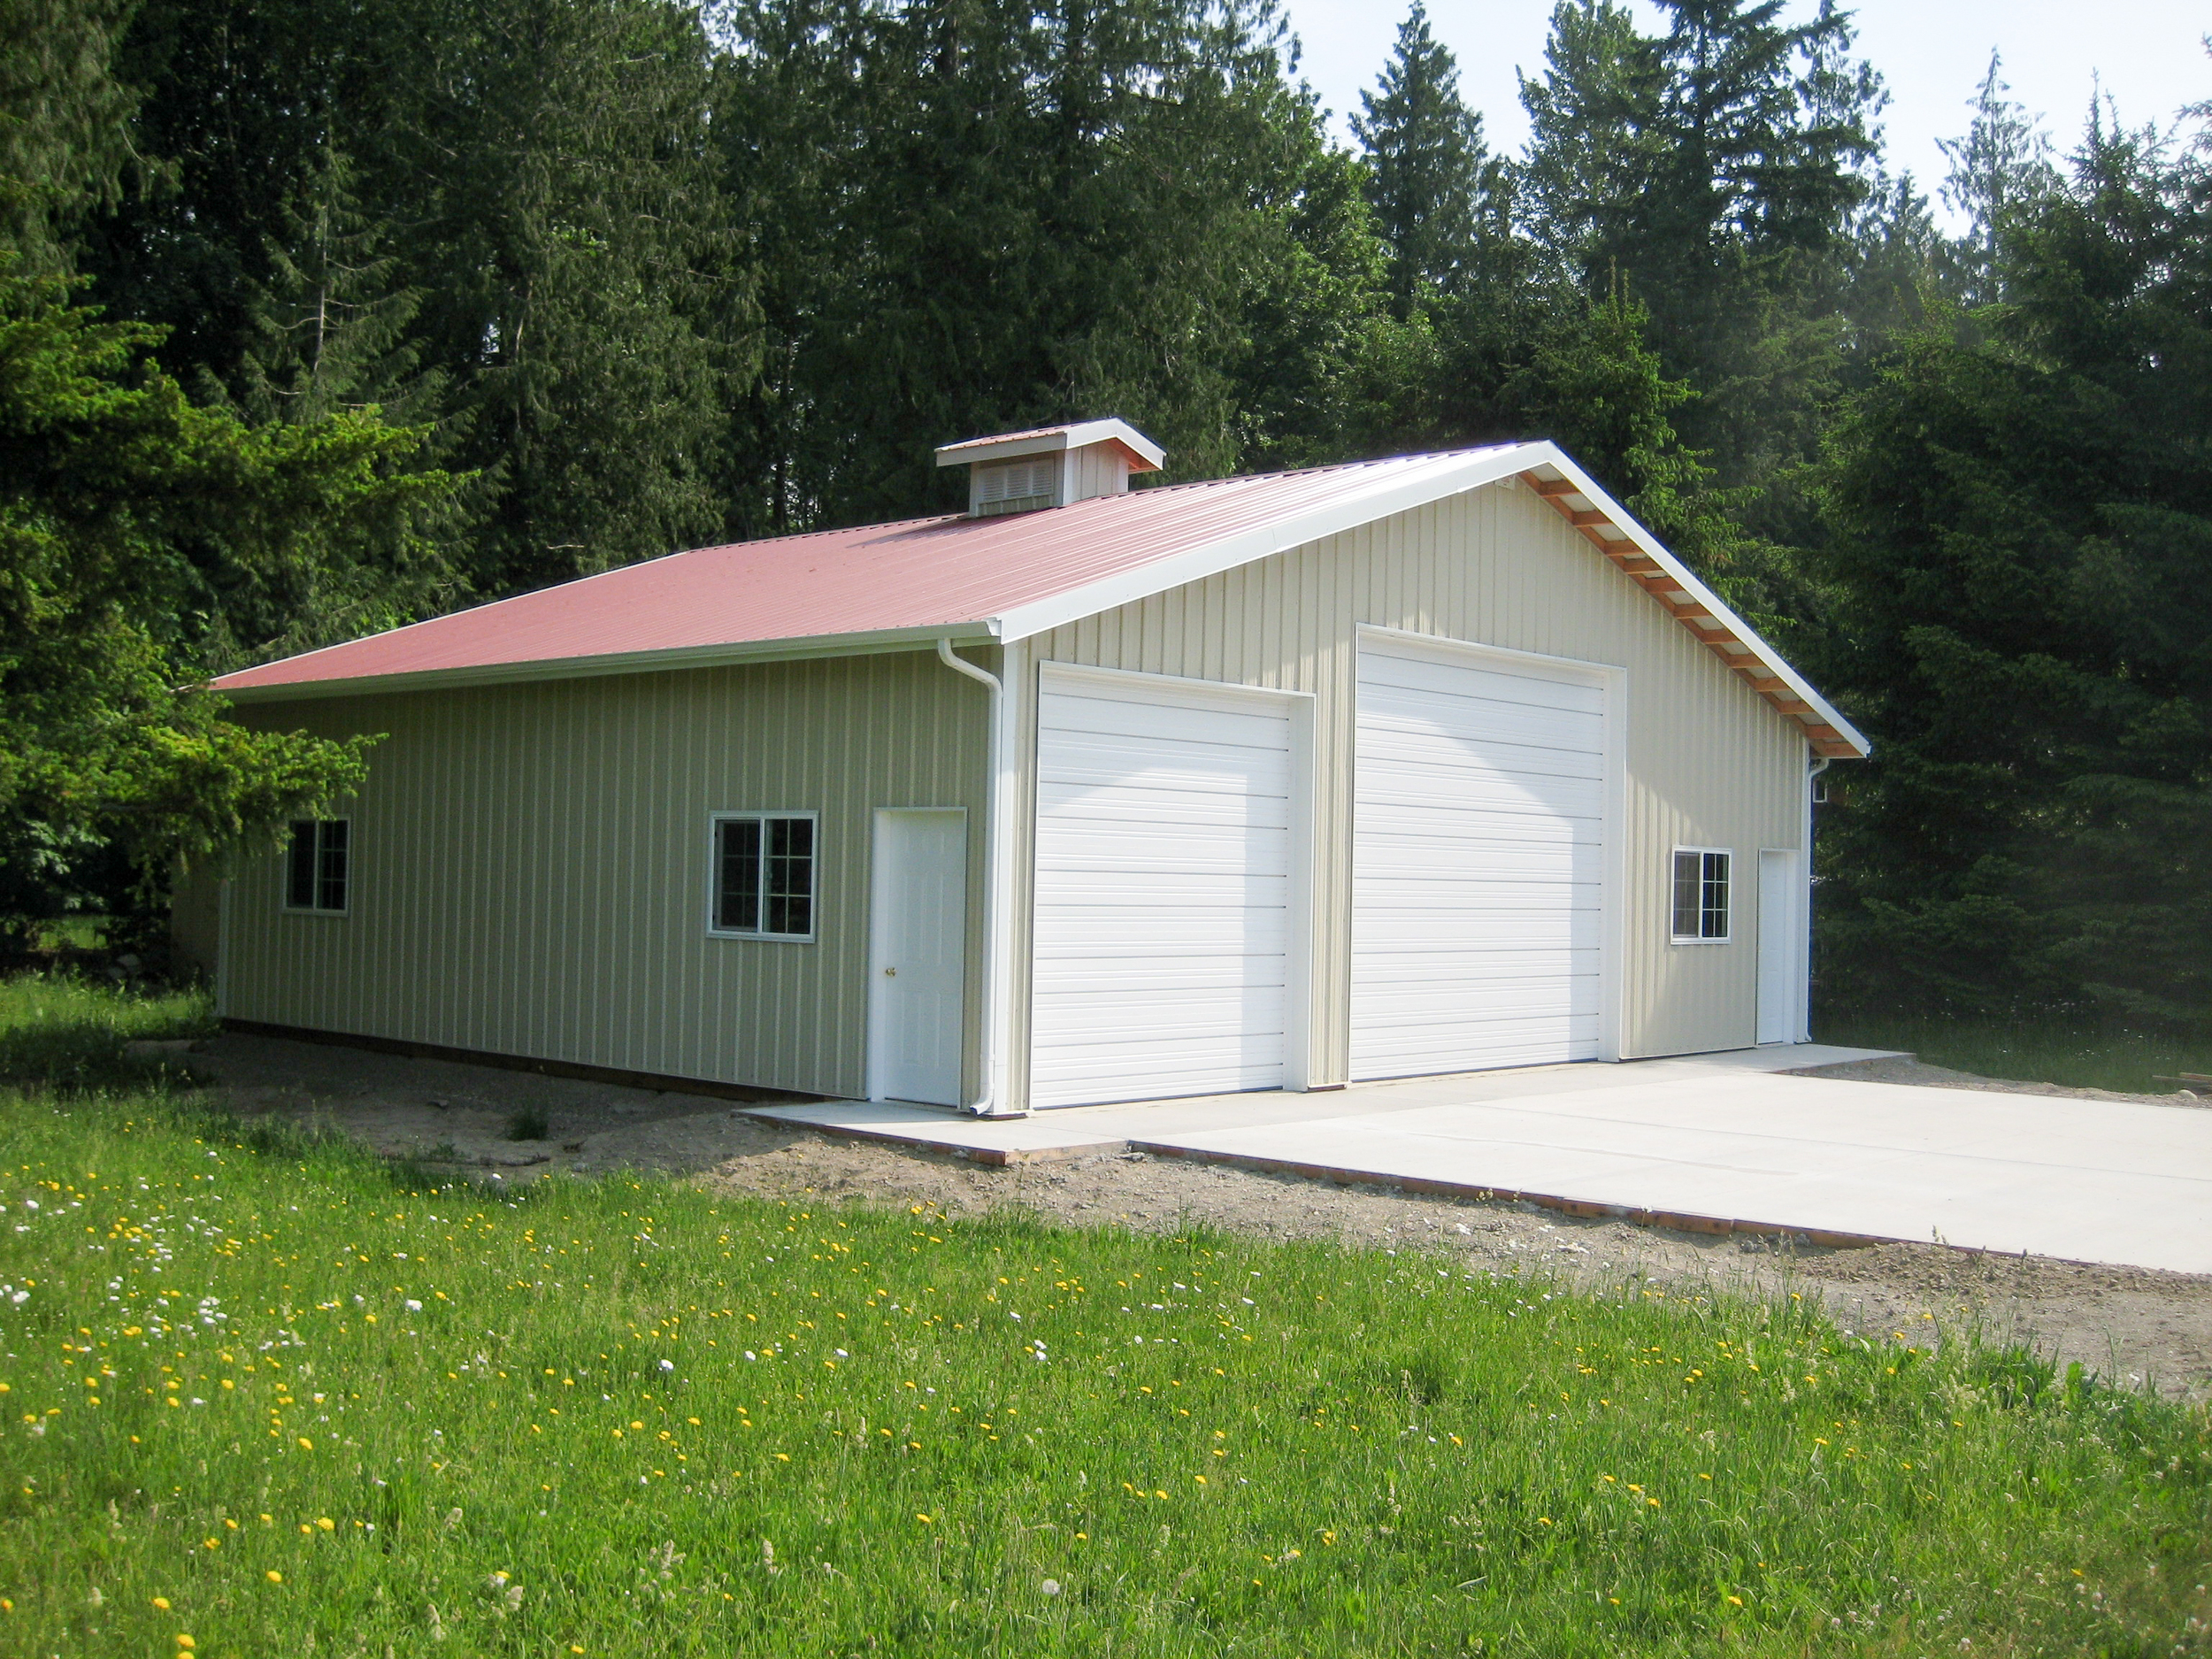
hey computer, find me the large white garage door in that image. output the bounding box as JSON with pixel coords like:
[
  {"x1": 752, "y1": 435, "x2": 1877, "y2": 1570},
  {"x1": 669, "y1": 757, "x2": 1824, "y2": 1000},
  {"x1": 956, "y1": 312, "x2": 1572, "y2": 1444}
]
[
  {"x1": 1031, "y1": 671, "x2": 1294, "y2": 1109},
  {"x1": 1352, "y1": 634, "x2": 1607, "y2": 1079}
]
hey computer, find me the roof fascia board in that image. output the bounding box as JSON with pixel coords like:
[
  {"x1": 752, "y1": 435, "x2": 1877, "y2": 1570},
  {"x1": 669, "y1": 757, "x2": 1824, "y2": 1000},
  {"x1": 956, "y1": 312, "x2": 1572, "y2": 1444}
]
[
  {"x1": 991, "y1": 445, "x2": 1540, "y2": 644},
  {"x1": 934, "y1": 433, "x2": 1067, "y2": 466},
  {"x1": 934, "y1": 419, "x2": 1165, "y2": 472},
  {"x1": 211, "y1": 623, "x2": 999, "y2": 705},
  {"x1": 1525, "y1": 445, "x2": 1870, "y2": 757}
]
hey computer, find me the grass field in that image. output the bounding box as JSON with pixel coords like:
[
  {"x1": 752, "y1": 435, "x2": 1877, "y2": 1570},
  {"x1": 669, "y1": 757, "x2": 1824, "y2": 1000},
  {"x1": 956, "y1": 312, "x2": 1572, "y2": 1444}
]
[
  {"x1": 3, "y1": 982, "x2": 2208, "y2": 1655},
  {"x1": 1816, "y1": 1010, "x2": 2212, "y2": 1096}
]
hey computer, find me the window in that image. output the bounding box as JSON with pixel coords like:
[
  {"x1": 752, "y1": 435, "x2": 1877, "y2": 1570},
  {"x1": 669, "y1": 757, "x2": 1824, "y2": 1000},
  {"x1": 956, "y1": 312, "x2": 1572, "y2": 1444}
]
[
  {"x1": 1671, "y1": 848, "x2": 1731, "y2": 942},
  {"x1": 284, "y1": 819, "x2": 349, "y2": 914},
  {"x1": 711, "y1": 813, "x2": 817, "y2": 941}
]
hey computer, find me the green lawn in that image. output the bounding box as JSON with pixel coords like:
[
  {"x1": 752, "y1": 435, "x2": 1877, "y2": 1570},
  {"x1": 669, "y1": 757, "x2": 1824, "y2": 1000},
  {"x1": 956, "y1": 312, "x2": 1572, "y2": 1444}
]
[
  {"x1": 2, "y1": 984, "x2": 2208, "y2": 1655},
  {"x1": 1816, "y1": 1009, "x2": 2212, "y2": 1096}
]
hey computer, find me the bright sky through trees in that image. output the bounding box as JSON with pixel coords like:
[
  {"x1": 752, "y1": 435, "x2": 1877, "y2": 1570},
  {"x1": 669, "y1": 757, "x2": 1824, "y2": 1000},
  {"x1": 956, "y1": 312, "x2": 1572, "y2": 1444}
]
[{"x1": 1281, "y1": 0, "x2": 2211, "y2": 227}]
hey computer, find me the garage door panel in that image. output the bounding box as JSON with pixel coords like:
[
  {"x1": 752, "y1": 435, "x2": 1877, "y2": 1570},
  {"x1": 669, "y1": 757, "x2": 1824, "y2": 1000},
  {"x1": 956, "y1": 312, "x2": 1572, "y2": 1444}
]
[
  {"x1": 1353, "y1": 976, "x2": 1599, "y2": 1021},
  {"x1": 1035, "y1": 781, "x2": 1290, "y2": 829},
  {"x1": 1357, "y1": 721, "x2": 1604, "y2": 781},
  {"x1": 1356, "y1": 838, "x2": 1605, "y2": 882},
  {"x1": 1361, "y1": 1018, "x2": 1601, "y2": 1075},
  {"x1": 1353, "y1": 910, "x2": 1602, "y2": 952},
  {"x1": 1041, "y1": 695, "x2": 1292, "y2": 751},
  {"x1": 1361, "y1": 695, "x2": 1604, "y2": 764},
  {"x1": 1362, "y1": 649, "x2": 1607, "y2": 711},
  {"x1": 1353, "y1": 639, "x2": 1607, "y2": 1080},
  {"x1": 1040, "y1": 814, "x2": 1292, "y2": 863},
  {"x1": 1356, "y1": 771, "x2": 1606, "y2": 823},
  {"x1": 1033, "y1": 676, "x2": 1294, "y2": 1108},
  {"x1": 1034, "y1": 913, "x2": 1291, "y2": 957}
]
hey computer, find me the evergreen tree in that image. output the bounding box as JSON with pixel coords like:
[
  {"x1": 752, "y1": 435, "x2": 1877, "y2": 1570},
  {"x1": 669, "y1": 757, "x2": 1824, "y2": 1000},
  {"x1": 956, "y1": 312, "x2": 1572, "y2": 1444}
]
[
  {"x1": 1810, "y1": 115, "x2": 2212, "y2": 1025},
  {"x1": 1351, "y1": 3, "x2": 1490, "y2": 317},
  {"x1": 1935, "y1": 52, "x2": 2059, "y2": 304},
  {"x1": 715, "y1": 0, "x2": 1328, "y2": 529},
  {"x1": 0, "y1": 0, "x2": 138, "y2": 267},
  {"x1": 87, "y1": 0, "x2": 746, "y2": 599},
  {"x1": 1518, "y1": 0, "x2": 1883, "y2": 500}
]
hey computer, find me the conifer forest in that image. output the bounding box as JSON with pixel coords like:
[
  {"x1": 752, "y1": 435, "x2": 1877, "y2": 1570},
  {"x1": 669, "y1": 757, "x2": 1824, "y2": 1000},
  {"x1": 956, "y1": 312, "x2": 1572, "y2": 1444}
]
[{"x1": 3, "y1": 0, "x2": 2208, "y2": 1033}]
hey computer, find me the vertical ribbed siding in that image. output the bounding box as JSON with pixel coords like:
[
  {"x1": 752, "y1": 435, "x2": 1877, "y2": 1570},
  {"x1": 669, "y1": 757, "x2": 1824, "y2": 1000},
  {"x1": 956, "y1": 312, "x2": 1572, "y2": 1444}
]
[
  {"x1": 220, "y1": 649, "x2": 992, "y2": 1099},
  {"x1": 1006, "y1": 479, "x2": 1804, "y2": 1102}
]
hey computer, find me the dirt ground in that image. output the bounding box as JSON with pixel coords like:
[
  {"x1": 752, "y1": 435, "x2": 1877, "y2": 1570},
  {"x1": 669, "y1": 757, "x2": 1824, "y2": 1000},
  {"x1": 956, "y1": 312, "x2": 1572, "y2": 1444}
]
[{"x1": 182, "y1": 1034, "x2": 2212, "y2": 1402}]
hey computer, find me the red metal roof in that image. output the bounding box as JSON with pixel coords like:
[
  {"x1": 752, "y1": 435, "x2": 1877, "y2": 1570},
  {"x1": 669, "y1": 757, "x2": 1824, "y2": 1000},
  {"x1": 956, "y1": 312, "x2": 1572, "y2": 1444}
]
[{"x1": 212, "y1": 449, "x2": 1512, "y2": 695}]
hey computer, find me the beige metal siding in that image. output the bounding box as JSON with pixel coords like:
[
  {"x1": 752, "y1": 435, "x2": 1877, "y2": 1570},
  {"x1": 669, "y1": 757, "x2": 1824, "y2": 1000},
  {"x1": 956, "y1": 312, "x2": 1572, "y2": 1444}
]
[
  {"x1": 220, "y1": 650, "x2": 992, "y2": 1099},
  {"x1": 1006, "y1": 478, "x2": 1805, "y2": 1106}
]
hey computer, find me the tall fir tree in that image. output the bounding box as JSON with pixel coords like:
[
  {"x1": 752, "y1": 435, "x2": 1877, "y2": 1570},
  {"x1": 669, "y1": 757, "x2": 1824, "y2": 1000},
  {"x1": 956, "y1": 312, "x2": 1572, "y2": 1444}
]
[
  {"x1": 1809, "y1": 113, "x2": 2212, "y2": 1026},
  {"x1": 1350, "y1": 3, "x2": 1490, "y2": 318},
  {"x1": 1935, "y1": 52, "x2": 2060, "y2": 305}
]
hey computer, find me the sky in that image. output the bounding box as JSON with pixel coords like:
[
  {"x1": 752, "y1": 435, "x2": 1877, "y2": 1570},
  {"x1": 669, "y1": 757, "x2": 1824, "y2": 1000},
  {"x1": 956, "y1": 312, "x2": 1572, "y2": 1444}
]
[{"x1": 1276, "y1": 0, "x2": 2211, "y2": 227}]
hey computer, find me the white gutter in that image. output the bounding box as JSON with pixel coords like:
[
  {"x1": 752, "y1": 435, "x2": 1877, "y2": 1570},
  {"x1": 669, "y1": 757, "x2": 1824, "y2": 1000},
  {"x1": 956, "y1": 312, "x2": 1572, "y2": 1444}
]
[{"x1": 936, "y1": 637, "x2": 1023, "y2": 1118}]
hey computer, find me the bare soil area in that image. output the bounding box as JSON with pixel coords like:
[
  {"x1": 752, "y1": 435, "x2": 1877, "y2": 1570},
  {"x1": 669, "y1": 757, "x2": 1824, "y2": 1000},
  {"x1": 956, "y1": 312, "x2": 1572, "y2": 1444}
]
[{"x1": 188, "y1": 1033, "x2": 2212, "y2": 1401}]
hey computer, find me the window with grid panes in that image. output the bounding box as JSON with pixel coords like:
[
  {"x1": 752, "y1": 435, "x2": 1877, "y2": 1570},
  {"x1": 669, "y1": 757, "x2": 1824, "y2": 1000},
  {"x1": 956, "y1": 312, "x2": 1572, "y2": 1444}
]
[
  {"x1": 711, "y1": 813, "x2": 817, "y2": 940},
  {"x1": 1671, "y1": 848, "x2": 1731, "y2": 941},
  {"x1": 284, "y1": 819, "x2": 349, "y2": 913}
]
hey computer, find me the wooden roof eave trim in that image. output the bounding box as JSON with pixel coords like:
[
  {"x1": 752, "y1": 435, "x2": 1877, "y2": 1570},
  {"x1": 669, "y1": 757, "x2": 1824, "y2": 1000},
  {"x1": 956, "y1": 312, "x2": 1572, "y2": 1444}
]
[{"x1": 1515, "y1": 461, "x2": 1870, "y2": 761}]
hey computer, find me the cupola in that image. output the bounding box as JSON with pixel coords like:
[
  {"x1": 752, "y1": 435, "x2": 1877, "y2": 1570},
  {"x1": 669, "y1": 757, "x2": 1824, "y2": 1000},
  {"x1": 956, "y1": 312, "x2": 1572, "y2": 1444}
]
[{"x1": 934, "y1": 419, "x2": 1164, "y2": 517}]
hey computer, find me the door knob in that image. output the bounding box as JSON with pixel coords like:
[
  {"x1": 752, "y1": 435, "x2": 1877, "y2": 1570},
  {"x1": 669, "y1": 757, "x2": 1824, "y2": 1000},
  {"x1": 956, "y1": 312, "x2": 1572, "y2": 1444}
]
[{"x1": 884, "y1": 967, "x2": 896, "y2": 977}]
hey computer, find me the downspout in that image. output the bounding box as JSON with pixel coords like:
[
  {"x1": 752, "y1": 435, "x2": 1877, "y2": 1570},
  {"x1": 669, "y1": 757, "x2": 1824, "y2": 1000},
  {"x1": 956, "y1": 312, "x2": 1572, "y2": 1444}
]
[
  {"x1": 937, "y1": 638, "x2": 1022, "y2": 1117},
  {"x1": 1802, "y1": 755, "x2": 1832, "y2": 1043}
]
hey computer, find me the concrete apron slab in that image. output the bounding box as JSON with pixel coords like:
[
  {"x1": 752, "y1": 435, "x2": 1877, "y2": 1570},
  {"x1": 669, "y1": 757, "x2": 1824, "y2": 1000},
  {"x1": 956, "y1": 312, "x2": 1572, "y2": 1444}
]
[
  {"x1": 742, "y1": 1044, "x2": 1900, "y2": 1164},
  {"x1": 744, "y1": 1046, "x2": 2212, "y2": 1276}
]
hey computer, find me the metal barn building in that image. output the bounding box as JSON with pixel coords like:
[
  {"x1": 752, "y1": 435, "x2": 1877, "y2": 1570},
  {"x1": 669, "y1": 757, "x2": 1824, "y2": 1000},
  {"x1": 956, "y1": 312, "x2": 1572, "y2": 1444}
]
[{"x1": 182, "y1": 423, "x2": 1868, "y2": 1116}]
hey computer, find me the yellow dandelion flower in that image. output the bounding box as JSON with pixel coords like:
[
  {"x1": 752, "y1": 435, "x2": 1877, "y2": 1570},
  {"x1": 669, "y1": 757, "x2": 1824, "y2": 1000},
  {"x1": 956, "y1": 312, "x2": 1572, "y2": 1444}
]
[{"x1": 265, "y1": 1571, "x2": 282, "y2": 1585}]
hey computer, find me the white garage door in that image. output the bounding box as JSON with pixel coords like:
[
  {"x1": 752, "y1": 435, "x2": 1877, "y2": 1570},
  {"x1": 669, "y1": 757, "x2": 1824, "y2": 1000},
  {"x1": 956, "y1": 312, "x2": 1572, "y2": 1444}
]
[
  {"x1": 1352, "y1": 634, "x2": 1607, "y2": 1079},
  {"x1": 1031, "y1": 671, "x2": 1294, "y2": 1109}
]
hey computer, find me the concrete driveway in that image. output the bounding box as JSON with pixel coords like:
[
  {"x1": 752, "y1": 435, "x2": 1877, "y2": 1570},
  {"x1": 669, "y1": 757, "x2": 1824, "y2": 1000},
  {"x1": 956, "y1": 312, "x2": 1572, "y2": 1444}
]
[{"x1": 752, "y1": 1046, "x2": 2212, "y2": 1276}]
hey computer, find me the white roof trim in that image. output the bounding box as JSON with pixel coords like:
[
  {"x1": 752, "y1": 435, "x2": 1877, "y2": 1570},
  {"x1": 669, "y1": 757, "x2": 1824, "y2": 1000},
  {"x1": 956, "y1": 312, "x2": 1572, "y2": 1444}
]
[
  {"x1": 212, "y1": 622, "x2": 1000, "y2": 704},
  {"x1": 992, "y1": 445, "x2": 1538, "y2": 642},
  {"x1": 1522, "y1": 446, "x2": 1870, "y2": 757},
  {"x1": 934, "y1": 419, "x2": 1165, "y2": 472}
]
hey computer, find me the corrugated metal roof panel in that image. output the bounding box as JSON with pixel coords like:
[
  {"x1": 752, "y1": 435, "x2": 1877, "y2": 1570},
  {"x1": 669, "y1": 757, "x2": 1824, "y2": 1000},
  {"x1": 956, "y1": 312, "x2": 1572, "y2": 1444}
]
[{"x1": 212, "y1": 449, "x2": 1505, "y2": 695}]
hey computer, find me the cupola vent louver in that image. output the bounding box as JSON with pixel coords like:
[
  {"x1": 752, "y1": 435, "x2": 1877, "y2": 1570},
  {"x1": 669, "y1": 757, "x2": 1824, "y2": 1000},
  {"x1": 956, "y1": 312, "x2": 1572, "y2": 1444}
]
[
  {"x1": 934, "y1": 419, "x2": 1165, "y2": 518},
  {"x1": 973, "y1": 457, "x2": 1057, "y2": 516}
]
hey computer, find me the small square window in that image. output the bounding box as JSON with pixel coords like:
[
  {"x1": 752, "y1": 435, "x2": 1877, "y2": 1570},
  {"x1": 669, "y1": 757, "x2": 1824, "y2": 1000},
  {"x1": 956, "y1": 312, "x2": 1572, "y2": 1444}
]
[
  {"x1": 284, "y1": 819, "x2": 349, "y2": 914},
  {"x1": 1671, "y1": 848, "x2": 1731, "y2": 942},
  {"x1": 711, "y1": 813, "x2": 817, "y2": 941}
]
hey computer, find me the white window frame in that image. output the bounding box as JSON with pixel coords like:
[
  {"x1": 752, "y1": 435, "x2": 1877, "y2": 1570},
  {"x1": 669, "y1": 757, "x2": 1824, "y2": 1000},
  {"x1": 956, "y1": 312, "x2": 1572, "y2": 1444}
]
[
  {"x1": 280, "y1": 818, "x2": 351, "y2": 917},
  {"x1": 1670, "y1": 846, "x2": 1732, "y2": 944},
  {"x1": 707, "y1": 810, "x2": 820, "y2": 943}
]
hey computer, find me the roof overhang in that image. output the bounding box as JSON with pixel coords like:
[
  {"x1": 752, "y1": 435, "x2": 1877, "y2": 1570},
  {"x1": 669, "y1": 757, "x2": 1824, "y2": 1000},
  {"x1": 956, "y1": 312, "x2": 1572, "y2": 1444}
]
[
  {"x1": 1509, "y1": 449, "x2": 1870, "y2": 760},
  {"x1": 210, "y1": 622, "x2": 1001, "y2": 705}
]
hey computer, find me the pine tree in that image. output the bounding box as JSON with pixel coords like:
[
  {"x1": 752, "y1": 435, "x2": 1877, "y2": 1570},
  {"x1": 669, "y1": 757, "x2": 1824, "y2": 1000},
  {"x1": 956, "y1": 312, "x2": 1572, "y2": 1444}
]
[
  {"x1": 1810, "y1": 117, "x2": 2212, "y2": 1025},
  {"x1": 0, "y1": 0, "x2": 137, "y2": 266},
  {"x1": 1935, "y1": 52, "x2": 2059, "y2": 304},
  {"x1": 1351, "y1": 3, "x2": 1490, "y2": 317}
]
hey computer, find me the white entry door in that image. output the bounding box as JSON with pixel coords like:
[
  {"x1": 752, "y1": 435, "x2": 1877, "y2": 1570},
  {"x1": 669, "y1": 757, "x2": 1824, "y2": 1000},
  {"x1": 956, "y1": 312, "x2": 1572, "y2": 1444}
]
[
  {"x1": 1756, "y1": 849, "x2": 1800, "y2": 1044},
  {"x1": 1030, "y1": 669, "x2": 1298, "y2": 1109},
  {"x1": 869, "y1": 810, "x2": 968, "y2": 1105},
  {"x1": 1351, "y1": 632, "x2": 1609, "y2": 1079}
]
